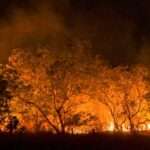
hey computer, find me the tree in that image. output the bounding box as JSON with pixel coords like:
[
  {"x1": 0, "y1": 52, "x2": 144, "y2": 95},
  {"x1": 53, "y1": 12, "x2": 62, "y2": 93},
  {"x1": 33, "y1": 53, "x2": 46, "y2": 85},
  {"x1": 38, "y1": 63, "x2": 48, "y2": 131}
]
[
  {"x1": 0, "y1": 65, "x2": 12, "y2": 131},
  {"x1": 118, "y1": 66, "x2": 149, "y2": 132},
  {"x1": 7, "y1": 48, "x2": 97, "y2": 133},
  {"x1": 6, "y1": 116, "x2": 19, "y2": 133},
  {"x1": 85, "y1": 63, "x2": 149, "y2": 132},
  {"x1": 94, "y1": 66, "x2": 127, "y2": 131},
  {"x1": 47, "y1": 59, "x2": 98, "y2": 133}
]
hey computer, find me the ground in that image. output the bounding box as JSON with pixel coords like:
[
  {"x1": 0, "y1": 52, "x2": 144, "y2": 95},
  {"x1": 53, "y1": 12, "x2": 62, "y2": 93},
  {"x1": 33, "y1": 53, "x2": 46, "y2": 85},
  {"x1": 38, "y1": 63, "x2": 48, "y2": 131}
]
[{"x1": 0, "y1": 132, "x2": 150, "y2": 150}]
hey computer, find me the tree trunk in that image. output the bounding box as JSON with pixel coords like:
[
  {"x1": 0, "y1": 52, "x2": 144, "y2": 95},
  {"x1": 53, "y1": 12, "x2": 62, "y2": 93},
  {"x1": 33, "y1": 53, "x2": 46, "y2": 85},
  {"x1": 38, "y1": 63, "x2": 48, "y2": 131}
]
[
  {"x1": 57, "y1": 111, "x2": 65, "y2": 134},
  {"x1": 128, "y1": 117, "x2": 136, "y2": 133}
]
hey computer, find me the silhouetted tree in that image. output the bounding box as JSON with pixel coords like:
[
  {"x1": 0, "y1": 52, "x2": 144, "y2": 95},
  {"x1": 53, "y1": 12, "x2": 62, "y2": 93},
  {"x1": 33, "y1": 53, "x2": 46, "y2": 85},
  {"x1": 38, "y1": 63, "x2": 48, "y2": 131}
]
[
  {"x1": 6, "y1": 116, "x2": 19, "y2": 133},
  {"x1": 0, "y1": 71, "x2": 12, "y2": 127}
]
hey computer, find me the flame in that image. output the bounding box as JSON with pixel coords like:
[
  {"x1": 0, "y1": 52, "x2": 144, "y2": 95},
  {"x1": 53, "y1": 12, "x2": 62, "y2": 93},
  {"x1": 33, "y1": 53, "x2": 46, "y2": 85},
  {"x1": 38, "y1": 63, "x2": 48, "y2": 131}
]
[
  {"x1": 147, "y1": 123, "x2": 150, "y2": 130},
  {"x1": 107, "y1": 122, "x2": 114, "y2": 132},
  {"x1": 1, "y1": 49, "x2": 150, "y2": 134}
]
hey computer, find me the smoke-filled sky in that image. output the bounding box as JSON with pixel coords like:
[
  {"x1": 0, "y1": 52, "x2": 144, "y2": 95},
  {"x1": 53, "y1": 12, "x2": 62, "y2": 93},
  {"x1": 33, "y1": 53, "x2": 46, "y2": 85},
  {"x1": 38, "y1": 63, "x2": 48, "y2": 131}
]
[{"x1": 0, "y1": 0, "x2": 150, "y2": 66}]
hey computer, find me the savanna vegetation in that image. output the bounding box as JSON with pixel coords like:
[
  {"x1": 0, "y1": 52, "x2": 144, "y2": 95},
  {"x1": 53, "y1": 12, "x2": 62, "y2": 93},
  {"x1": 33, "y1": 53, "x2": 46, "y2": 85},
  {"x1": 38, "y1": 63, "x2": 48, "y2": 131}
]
[{"x1": 0, "y1": 45, "x2": 150, "y2": 135}]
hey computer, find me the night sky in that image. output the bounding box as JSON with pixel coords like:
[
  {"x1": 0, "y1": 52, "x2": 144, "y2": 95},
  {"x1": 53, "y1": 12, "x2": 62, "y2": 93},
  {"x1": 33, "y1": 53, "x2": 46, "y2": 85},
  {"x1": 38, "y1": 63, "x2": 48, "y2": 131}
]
[{"x1": 0, "y1": 0, "x2": 150, "y2": 66}]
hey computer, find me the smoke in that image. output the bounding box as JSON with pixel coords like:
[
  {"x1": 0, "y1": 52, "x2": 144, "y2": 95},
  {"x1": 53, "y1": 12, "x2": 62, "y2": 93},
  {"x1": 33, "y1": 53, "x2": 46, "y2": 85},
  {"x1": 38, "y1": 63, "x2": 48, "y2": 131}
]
[
  {"x1": 136, "y1": 39, "x2": 150, "y2": 66},
  {"x1": 0, "y1": 0, "x2": 149, "y2": 66},
  {"x1": 68, "y1": 5, "x2": 139, "y2": 66},
  {"x1": 0, "y1": 0, "x2": 68, "y2": 63}
]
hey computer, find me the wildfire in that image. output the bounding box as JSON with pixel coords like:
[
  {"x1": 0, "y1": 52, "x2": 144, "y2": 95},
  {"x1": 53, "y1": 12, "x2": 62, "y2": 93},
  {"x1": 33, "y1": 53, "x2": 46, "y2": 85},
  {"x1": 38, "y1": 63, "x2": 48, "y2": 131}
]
[
  {"x1": 107, "y1": 122, "x2": 114, "y2": 132},
  {"x1": 0, "y1": 49, "x2": 150, "y2": 134}
]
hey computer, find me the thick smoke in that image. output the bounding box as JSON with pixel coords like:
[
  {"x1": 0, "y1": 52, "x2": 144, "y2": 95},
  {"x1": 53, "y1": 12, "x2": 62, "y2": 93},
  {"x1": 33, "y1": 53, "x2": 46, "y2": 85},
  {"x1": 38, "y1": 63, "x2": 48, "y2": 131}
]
[
  {"x1": 0, "y1": 0, "x2": 149, "y2": 66},
  {"x1": 0, "y1": 1, "x2": 68, "y2": 63}
]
